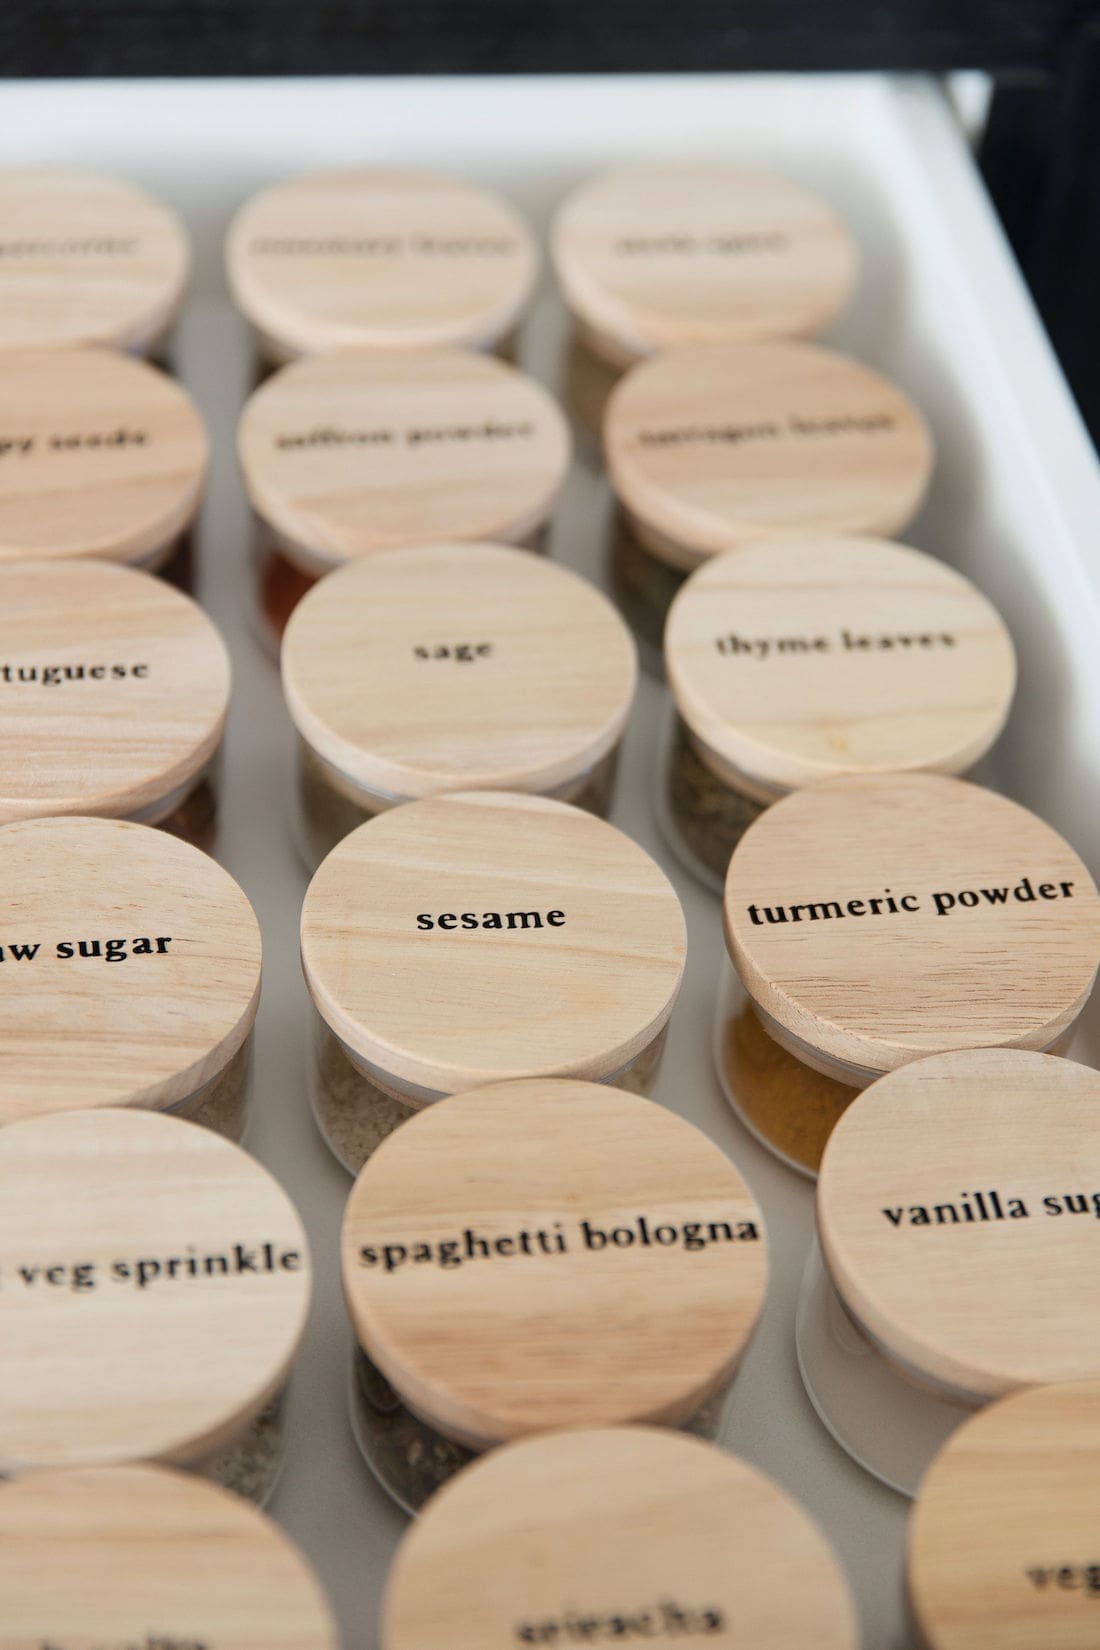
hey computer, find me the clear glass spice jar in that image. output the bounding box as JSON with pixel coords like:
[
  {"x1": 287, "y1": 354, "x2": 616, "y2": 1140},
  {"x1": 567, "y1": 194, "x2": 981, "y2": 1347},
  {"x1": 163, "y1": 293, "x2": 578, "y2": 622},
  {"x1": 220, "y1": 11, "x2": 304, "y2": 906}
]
[
  {"x1": 282, "y1": 542, "x2": 637, "y2": 870},
  {"x1": 0, "y1": 559, "x2": 231, "y2": 852},
  {"x1": 800, "y1": 1051, "x2": 1100, "y2": 1497},
  {"x1": 0, "y1": 1107, "x2": 310, "y2": 1506},
  {"x1": 300, "y1": 791, "x2": 686, "y2": 1174},
  {"x1": 718, "y1": 773, "x2": 1100, "y2": 1176},
  {"x1": 661, "y1": 537, "x2": 1016, "y2": 891},
  {"x1": 0, "y1": 815, "x2": 262, "y2": 1141},
  {"x1": 603, "y1": 340, "x2": 934, "y2": 670},
  {"x1": 341, "y1": 1078, "x2": 767, "y2": 1514},
  {"x1": 551, "y1": 164, "x2": 859, "y2": 447},
  {"x1": 238, "y1": 347, "x2": 571, "y2": 649}
]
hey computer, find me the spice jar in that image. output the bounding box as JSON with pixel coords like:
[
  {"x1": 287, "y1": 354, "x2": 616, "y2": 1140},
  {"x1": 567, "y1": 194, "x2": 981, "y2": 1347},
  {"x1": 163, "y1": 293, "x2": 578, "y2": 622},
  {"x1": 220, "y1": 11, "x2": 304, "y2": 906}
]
[
  {"x1": 719, "y1": 773, "x2": 1100, "y2": 1176},
  {"x1": 0, "y1": 816, "x2": 262, "y2": 1140},
  {"x1": 0, "y1": 560, "x2": 230, "y2": 848},
  {"x1": 604, "y1": 340, "x2": 933, "y2": 663},
  {"x1": 239, "y1": 347, "x2": 571, "y2": 646},
  {"x1": 909, "y1": 1382, "x2": 1100, "y2": 1648},
  {"x1": 662, "y1": 537, "x2": 1016, "y2": 890},
  {"x1": 383, "y1": 1428, "x2": 857, "y2": 1645},
  {"x1": 0, "y1": 168, "x2": 189, "y2": 357},
  {"x1": 0, "y1": 347, "x2": 207, "y2": 590},
  {"x1": 0, "y1": 1463, "x2": 340, "y2": 1650},
  {"x1": 551, "y1": 164, "x2": 859, "y2": 441},
  {"x1": 282, "y1": 542, "x2": 637, "y2": 869},
  {"x1": 301, "y1": 791, "x2": 686, "y2": 1174},
  {"x1": 800, "y1": 1050, "x2": 1100, "y2": 1498},
  {"x1": 0, "y1": 1107, "x2": 310, "y2": 1504},
  {"x1": 226, "y1": 168, "x2": 537, "y2": 369},
  {"x1": 342, "y1": 1077, "x2": 767, "y2": 1513}
]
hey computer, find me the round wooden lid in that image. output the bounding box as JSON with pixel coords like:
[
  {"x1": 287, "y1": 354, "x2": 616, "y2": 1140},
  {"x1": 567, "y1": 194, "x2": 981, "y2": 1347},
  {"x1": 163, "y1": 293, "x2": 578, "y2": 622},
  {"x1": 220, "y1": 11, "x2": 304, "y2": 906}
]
[
  {"x1": 0, "y1": 815, "x2": 262, "y2": 1123},
  {"x1": 0, "y1": 1107, "x2": 310, "y2": 1472},
  {"x1": 551, "y1": 165, "x2": 859, "y2": 366},
  {"x1": 226, "y1": 168, "x2": 538, "y2": 359},
  {"x1": 605, "y1": 342, "x2": 934, "y2": 571},
  {"x1": 666, "y1": 538, "x2": 1016, "y2": 799},
  {"x1": 0, "y1": 559, "x2": 230, "y2": 822},
  {"x1": 343, "y1": 1080, "x2": 766, "y2": 1448},
  {"x1": 0, "y1": 347, "x2": 207, "y2": 564},
  {"x1": 301, "y1": 792, "x2": 686, "y2": 1095},
  {"x1": 0, "y1": 1464, "x2": 339, "y2": 1650},
  {"x1": 239, "y1": 347, "x2": 570, "y2": 574},
  {"x1": 383, "y1": 1427, "x2": 858, "y2": 1650},
  {"x1": 910, "y1": 1382, "x2": 1100, "y2": 1649},
  {"x1": 724, "y1": 774, "x2": 1099, "y2": 1078},
  {"x1": 283, "y1": 543, "x2": 636, "y2": 797},
  {"x1": 818, "y1": 1049, "x2": 1100, "y2": 1404},
  {"x1": 0, "y1": 168, "x2": 189, "y2": 352}
]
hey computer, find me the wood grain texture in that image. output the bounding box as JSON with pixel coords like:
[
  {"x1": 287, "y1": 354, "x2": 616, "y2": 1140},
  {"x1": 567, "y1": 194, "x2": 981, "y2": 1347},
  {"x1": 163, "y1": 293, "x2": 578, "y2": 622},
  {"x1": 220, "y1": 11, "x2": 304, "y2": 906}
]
[
  {"x1": 0, "y1": 816, "x2": 261, "y2": 1120},
  {"x1": 283, "y1": 542, "x2": 636, "y2": 796},
  {"x1": 724, "y1": 774, "x2": 1100, "y2": 1077},
  {"x1": 666, "y1": 537, "x2": 1016, "y2": 799},
  {"x1": 818, "y1": 1050, "x2": 1100, "y2": 1404},
  {"x1": 909, "y1": 1382, "x2": 1100, "y2": 1650},
  {"x1": 226, "y1": 168, "x2": 537, "y2": 359},
  {"x1": 604, "y1": 341, "x2": 934, "y2": 571},
  {"x1": 0, "y1": 1108, "x2": 310, "y2": 1472},
  {"x1": 0, "y1": 559, "x2": 230, "y2": 821},
  {"x1": 384, "y1": 1427, "x2": 858, "y2": 1650},
  {"x1": 0, "y1": 347, "x2": 207, "y2": 564},
  {"x1": 301, "y1": 791, "x2": 686, "y2": 1094},
  {"x1": 239, "y1": 347, "x2": 569, "y2": 573},
  {"x1": 0, "y1": 1463, "x2": 339, "y2": 1650},
  {"x1": 552, "y1": 165, "x2": 859, "y2": 367}
]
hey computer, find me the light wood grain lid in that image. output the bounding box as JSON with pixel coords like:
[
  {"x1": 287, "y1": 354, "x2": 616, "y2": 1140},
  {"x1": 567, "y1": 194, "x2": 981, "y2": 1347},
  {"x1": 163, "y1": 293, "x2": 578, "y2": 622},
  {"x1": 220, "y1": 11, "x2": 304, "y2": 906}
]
[
  {"x1": 0, "y1": 168, "x2": 189, "y2": 352},
  {"x1": 666, "y1": 537, "x2": 1015, "y2": 797},
  {"x1": 283, "y1": 543, "x2": 636, "y2": 796},
  {"x1": 605, "y1": 342, "x2": 933, "y2": 571},
  {"x1": 0, "y1": 1107, "x2": 310, "y2": 1471},
  {"x1": 0, "y1": 816, "x2": 262, "y2": 1123},
  {"x1": 0, "y1": 347, "x2": 207, "y2": 563},
  {"x1": 724, "y1": 775, "x2": 1099, "y2": 1076},
  {"x1": 384, "y1": 1427, "x2": 858, "y2": 1650},
  {"x1": 0, "y1": 559, "x2": 230, "y2": 822},
  {"x1": 0, "y1": 1464, "x2": 339, "y2": 1650},
  {"x1": 910, "y1": 1382, "x2": 1100, "y2": 1649},
  {"x1": 301, "y1": 792, "x2": 686, "y2": 1094},
  {"x1": 551, "y1": 165, "x2": 858, "y2": 366},
  {"x1": 817, "y1": 1049, "x2": 1100, "y2": 1403},
  {"x1": 239, "y1": 348, "x2": 569, "y2": 574},
  {"x1": 226, "y1": 168, "x2": 537, "y2": 358},
  {"x1": 342, "y1": 1079, "x2": 766, "y2": 1447}
]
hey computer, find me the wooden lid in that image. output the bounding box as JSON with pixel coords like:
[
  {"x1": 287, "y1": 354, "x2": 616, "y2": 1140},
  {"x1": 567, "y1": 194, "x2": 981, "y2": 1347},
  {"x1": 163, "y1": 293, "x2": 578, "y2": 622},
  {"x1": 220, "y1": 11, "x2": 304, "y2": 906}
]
[
  {"x1": 0, "y1": 559, "x2": 230, "y2": 823},
  {"x1": 910, "y1": 1382, "x2": 1100, "y2": 1648},
  {"x1": 551, "y1": 165, "x2": 859, "y2": 367},
  {"x1": 0, "y1": 815, "x2": 262, "y2": 1124},
  {"x1": 283, "y1": 543, "x2": 636, "y2": 797},
  {"x1": 384, "y1": 1427, "x2": 858, "y2": 1650},
  {"x1": 0, "y1": 1107, "x2": 310, "y2": 1471},
  {"x1": 605, "y1": 342, "x2": 933, "y2": 571},
  {"x1": 0, "y1": 1464, "x2": 339, "y2": 1650},
  {"x1": 343, "y1": 1080, "x2": 766, "y2": 1448},
  {"x1": 0, "y1": 168, "x2": 189, "y2": 352},
  {"x1": 666, "y1": 538, "x2": 1016, "y2": 799},
  {"x1": 226, "y1": 168, "x2": 537, "y2": 358},
  {"x1": 818, "y1": 1049, "x2": 1100, "y2": 1404},
  {"x1": 0, "y1": 348, "x2": 207, "y2": 564},
  {"x1": 239, "y1": 348, "x2": 570, "y2": 575},
  {"x1": 724, "y1": 774, "x2": 1099, "y2": 1078},
  {"x1": 301, "y1": 792, "x2": 686, "y2": 1096}
]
